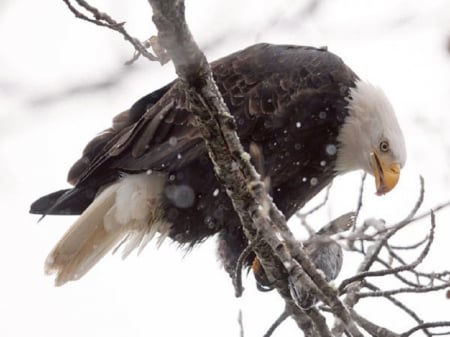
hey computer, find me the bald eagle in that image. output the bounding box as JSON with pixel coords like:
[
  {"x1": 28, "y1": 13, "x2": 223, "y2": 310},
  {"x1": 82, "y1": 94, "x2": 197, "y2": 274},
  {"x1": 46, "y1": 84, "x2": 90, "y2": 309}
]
[{"x1": 30, "y1": 43, "x2": 406, "y2": 286}]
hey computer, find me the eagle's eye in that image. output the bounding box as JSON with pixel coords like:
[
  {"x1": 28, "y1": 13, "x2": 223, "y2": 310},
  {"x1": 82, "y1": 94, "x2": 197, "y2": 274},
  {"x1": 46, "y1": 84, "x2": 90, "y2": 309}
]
[{"x1": 379, "y1": 140, "x2": 390, "y2": 152}]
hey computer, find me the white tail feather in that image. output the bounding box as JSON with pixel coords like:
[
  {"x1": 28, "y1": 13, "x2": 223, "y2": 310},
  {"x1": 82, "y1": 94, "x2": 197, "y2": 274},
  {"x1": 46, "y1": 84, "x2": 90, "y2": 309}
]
[{"x1": 45, "y1": 173, "x2": 171, "y2": 286}]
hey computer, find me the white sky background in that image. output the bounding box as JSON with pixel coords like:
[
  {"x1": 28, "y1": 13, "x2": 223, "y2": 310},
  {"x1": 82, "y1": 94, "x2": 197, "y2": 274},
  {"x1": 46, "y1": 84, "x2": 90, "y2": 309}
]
[{"x1": 1, "y1": 0, "x2": 450, "y2": 336}]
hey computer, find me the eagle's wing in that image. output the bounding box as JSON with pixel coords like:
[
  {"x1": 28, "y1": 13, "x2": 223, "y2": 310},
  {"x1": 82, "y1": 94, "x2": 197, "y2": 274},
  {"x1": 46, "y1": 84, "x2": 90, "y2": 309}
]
[
  {"x1": 30, "y1": 44, "x2": 356, "y2": 216},
  {"x1": 30, "y1": 81, "x2": 206, "y2": 215}
]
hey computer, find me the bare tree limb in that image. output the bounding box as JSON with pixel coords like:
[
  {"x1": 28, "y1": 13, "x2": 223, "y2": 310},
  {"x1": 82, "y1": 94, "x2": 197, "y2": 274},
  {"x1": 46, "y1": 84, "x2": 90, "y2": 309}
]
[
  {"x1": 406, "y1": 200, "x2": 450, "y2": 226},
  {"x1": 401, "y1": 322, "x2": 450, "y2": 337},
  {"x1": 390, "y1": 236, "x2": 429, "y2": 250},
  {"x1": 350, "y1": 309, "x2": 400, "y2": 337},
  {"x1": 238, "y1": 309, "x2": 244, "y2": 337},
  {"x1": 263, "y1": 308, "x2": 290, "y2": 337},
  {"x1": 358, "y1": 281, "x2": 450, "y2": 298},
  {"x1": 354, "y1": 172, "x2": 367, "y2": 221},
  {"x1": 357, "y1": 176, "x2": 424, "y2": 274},
  {"x1": 297, "y1": 183, "x2": 332, "y2": 218},
  {"x1": 147, "y1": 1, "x2": 363, "y2": 336},
  {"x1": 363, "y1": 281, "x2": 433, "y2": 337}
]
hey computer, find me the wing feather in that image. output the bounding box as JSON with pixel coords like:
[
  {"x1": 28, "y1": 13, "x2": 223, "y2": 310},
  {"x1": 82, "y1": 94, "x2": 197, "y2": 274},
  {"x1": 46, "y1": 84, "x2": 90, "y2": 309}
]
[{"x1": 34, "y1": 43, "x2": 358, "y2": 216}]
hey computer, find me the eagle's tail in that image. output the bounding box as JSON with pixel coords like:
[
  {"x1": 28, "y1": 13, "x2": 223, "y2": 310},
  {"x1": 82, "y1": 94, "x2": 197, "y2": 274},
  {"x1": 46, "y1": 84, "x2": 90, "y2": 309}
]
[{"x1": 45, "y1": 173, "x2": 171, "y2": 286}]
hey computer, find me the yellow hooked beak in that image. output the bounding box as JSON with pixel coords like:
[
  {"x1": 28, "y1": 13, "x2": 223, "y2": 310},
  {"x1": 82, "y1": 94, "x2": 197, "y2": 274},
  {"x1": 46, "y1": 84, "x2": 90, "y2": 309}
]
[{"x1": 370, "y1": 151, "x2": 401, "y2": 195}]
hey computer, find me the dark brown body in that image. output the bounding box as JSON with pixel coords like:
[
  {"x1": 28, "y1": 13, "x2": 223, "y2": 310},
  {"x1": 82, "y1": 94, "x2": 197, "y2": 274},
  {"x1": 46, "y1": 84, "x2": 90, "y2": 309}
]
[{"x1": 30, "y1": 43, "x2": 357, "y2": 277}]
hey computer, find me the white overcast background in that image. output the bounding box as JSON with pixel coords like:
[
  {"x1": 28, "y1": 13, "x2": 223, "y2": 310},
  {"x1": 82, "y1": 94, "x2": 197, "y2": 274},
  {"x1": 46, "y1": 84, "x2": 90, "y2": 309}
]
[{"x1": 1, "y1": 1, "x2": 450, "y2": 336}]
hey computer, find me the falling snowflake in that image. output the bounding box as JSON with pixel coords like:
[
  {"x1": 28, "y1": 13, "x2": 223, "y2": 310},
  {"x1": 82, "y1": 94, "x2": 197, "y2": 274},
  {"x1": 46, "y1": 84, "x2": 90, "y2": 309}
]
[
  {"x1": 169, "y1": 137, "x2": 178, "y2": 146},
  {"x1": 326, "y1": 144, "x2": 337, "y2": 155},
  {"x1": 164, "y1": 185, "x2": 195, "y2": 208}
]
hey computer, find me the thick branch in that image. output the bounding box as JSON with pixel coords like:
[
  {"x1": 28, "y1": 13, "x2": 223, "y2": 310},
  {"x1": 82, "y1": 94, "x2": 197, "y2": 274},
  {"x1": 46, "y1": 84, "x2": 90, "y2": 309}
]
[{"x1": 147, "y1": 0, "x2": 362, "y2": 335}]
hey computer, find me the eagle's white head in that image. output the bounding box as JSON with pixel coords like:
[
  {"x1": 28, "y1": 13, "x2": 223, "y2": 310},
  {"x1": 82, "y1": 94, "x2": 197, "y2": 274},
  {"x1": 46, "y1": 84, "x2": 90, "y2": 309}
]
[{"x1": 335, "y1": 80, "x2": 407, "y2": 195}]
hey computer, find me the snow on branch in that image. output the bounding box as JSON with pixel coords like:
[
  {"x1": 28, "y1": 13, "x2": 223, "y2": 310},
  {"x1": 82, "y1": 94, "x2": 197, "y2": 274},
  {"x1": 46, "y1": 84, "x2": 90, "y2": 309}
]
[
  {"x1": 147, "y1": 1, "x2": 369, "y2": 336},
  {"x1": 144, "y1": 1, "x2": 359, "y2": 336}
]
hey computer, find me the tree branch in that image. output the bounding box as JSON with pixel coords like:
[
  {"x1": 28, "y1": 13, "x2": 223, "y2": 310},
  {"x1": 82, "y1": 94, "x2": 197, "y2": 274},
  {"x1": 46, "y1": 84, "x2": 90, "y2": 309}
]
[
  {"x1": 401, "y1": 322, "x2": 450, "y2": 337},
  {"x1": 350, "y1": 309, "x2": 400, "y2": 337},
  {"x1": 263, "y1": 308, "x2": 290, "y2": 337},
  {"x1": 147, "y1": 1, "x2": 362, "y2": 336},
  {"x1": 62, "y1": 0, "x2": 162, "y2": 64},
  {"x1": 339, "y1": 211, "x2": 435, "y2": 293}
]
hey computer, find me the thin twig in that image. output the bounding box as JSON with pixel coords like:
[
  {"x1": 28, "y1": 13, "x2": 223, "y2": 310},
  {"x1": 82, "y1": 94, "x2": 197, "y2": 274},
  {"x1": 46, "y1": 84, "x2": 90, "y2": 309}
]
[
  {"x1": 234, "y1": 238, "x2": 258, "y2": 297},
  {"x1": 354, "y1": 173, "x2": 367, "y2": 222},
  {"x1": 401, "y1": 322, "x2": 450, "y2": 337},
  {"x1": 404, "y1": 175, "x2": 425, "y2": 220},
  {"x1": 363, "y1": 282, "x2": 432, "y2": 337},
  {"x1": 357, "y1": 281, "x2": 450, "y2": 298},
  {"x1": 298, "y1": 183, "x2": 332, "y2": 217},
  {"x1": 340, "y1": 212, "x2": 435, "y2": 293},
  {"x1": 263, "y1": 309, "x2": 290, "y2": 337},
  {"x1": 359, "y1": 176, "x2": 425, "y2": 273},
  {"x1": 406, "y1": 200, "x2": 450, "y2": 226},
  {"x1": 348, "y1": 245, "x2": 427, "y2": 288},
  {"x1": 390, "y1": 236, "x2": 429, "y2": 250},
  {"x1": 350, "y1": 309, "x2": 400, "y2": 337},
  {"x1": 62, "y1": 0, "x2": 161, "y2": 63},
  {"x1": 238, "y1": 309, "x2": 244, "y2": 337}
]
